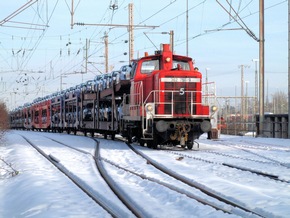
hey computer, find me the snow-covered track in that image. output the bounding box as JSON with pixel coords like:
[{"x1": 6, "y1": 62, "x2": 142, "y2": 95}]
[
  {"x1": 93, "y1": 139, "x2": 149, "y2": 217},
  {"x1": 18, "y1": 134, "x2": 132, "y2": 218},
  {"x1": 226, "y1": 139, "x2": 290, "y2": 152},
  {"x1": 165, "y1": 149, "x2": 289, "y2": 183},
  {"x1": 100, "y1": 149, "x2": 236, "y2": 215},
  {"x1": 119, "y1": 136, "x2": 290, "y2": 180},
  {"x1": 47, "y1": 134, "x2": 170, "y2": 217},
  {"x1": 98, "y1": 139, "x2": 258, "y2": 217},
  {"x1": 213, "y1": 140, "x2": 290, "y2": 169},
  {"x1": 128, "y1": 143, "x2": 272, "y2": 218}
]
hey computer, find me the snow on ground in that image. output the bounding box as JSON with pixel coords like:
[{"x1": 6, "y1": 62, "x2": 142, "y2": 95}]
[
  {"x1": 99, "y1": 138, "x2": 237, "y2": 218},
  {"x1": 1, "y1": 130, "x2": 290, "y2": 217},
  {"x1": 135, "y1": 139, "x2": 290, "y2": 217},
  {"x1": 0, "y1": 131, "x2": 110, "y2": 218}
]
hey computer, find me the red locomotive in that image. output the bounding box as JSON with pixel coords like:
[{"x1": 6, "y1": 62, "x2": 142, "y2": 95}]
[
  {"x1": 122, "y1": 44, "x2": 211, "y2": 148},
  {"x1": 10, "y1": 44, "x2": 213, "y2": 149}
]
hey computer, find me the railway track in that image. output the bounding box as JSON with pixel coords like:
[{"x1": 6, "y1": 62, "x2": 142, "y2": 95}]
[
  {"x1": 229, "y1": 139, "x2": 290, "y2": 152},
  {"x1": 127, "y1": 143, "x2": 273, "y2": 218},
  {"x1": 164, "y1": 149, "x2": 290, "y2": 183},
  {"x1": 212, "y1": 140, "x2": 290, "y2": 168},
  {"x1": 12, "y1": 131, "x2": 290, "y2": 217},
  {"x1": 96, "y1": 142, "x2": 249, "y2": 216},
  {"x1": 204, "y1": 140, "x2": 290, "y2": 178},
  {"x1": 93, "y1": 139, "x2": 151, "y2": 217},
  {"x1": 27, "y1": 133, "x2": 161, "y2": 217},
  {"x1": 39, "y1": 136, "x2": 240, "y2": 217},
  {"x1": 102, "y1": 136, "x2": 278, "y2": 217},
  {"x1": 18, "y1": 133, "x2": 134, "y2": 218},
  {"x1": 120, "y1": 134, "x2": 290, "y2": 183}
]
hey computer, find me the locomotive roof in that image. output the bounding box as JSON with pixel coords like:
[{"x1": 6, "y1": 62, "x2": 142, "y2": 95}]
[{"x1": 136, "y1": 52, "x2": 193, "y2": 62}]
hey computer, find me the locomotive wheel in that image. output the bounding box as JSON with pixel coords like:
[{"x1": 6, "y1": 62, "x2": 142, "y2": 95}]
[
  {"x1": 146, "y1": 141, "x2": 153, "y2": 148},
  {"x1": 187, "y1": 142, "x2": 193, "y2": 150},
  {"x1": 146, "y1": 140, "x2": 157, "y2": 149},
  {"x1": 139, "y1": 140, "x2": 145, "y2": 147},
  {"x1": 127, "y1": 126, "x2": 135, "y2": 144}
]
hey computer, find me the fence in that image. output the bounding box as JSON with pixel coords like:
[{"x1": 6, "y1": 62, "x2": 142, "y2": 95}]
[
  {"x1": 202, "y1": 83, "x2": 289, "y2": 139},
  {"x1": 218, "y1": 111, "x2": 289, "y2": 139},
  {"x1": 211, "y1": 96, "x2": 257, "y2": 137}
]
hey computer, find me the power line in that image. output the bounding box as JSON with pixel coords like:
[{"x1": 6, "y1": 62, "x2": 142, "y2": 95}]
[{"x1": 216, "y1": 0, "x2": 259, "y2": 41}]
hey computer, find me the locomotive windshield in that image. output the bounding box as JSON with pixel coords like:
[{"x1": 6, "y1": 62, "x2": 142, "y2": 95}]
[
  {"x1": 140, "y1": 59, "x2": 190, "y2": 73},
  {"x1": 141, "y1": 59, "x2": 159, "y2": 74},
  {"x1": 172, "y1": 60, "x2": 190, "y2": 70}
]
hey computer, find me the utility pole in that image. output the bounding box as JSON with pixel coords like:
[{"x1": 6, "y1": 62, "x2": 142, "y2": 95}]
[
  {"x1": 71, "y1": 0, "x2": 74, "y2": 29},
  {"x1": 128, "y1": 3, "x2": 134, "y2": 62},
  {"x1": 85, "y1": 39, "x2": 89, "y2": 73},
  {"x1": 205, "y1": 68, "x2": 210, "y2": 104},
  {"x1": 240, "y1": 65, "x2": 244, "y2": 122},
  {"x1": 170, "y1": 30, "x2": 174, "y2": 53},
  {"x1": 74, "y1": 3, "x2": 158, "y2": 63},
  {"x1": 259, "y1": 0, "x2": 265, "y2": 136},
  {"x1": 239, "y1": 65, "x2": 249, "y2": 123},
  {"x1": 104, "y1": 32, "x2": 109, "y2": 73},
  {"x1": 186, "y1": 0, "x2": 189, "y2": 56},
  {"x1": 60, "y1": 74, "x2": 66, "y2": 91},
  {"x1": 0, "y1": 78, "x2": 6, "y2": 92},
  {"x1": 288, "y1": 0, "x2": 290, "y2": 138},
  {"x1": 252, "y1": 59, "x2": 259, "y2": 115},
  {"x1": 245, "y1": 80, "x2": 249, "y2": 125}
]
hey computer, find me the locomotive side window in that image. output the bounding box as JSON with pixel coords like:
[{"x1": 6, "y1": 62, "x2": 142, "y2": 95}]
[
  {"x1": 173, "y1": 60, "x2": 190, "y2": 70},
  {"x1": 141, "y1": 59, "x2": 159, "y2": 74},
  {"x1": 130, "y1": 62, "x2": 137, "y2": 78}
]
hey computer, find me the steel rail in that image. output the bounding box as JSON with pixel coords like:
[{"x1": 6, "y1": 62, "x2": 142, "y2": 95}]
[
  {"x1": 100, "y1": 156, "x2": 253, "y2": 216},
  {"x1": 128, "y1": 143, "x2": 272, "y2": 218},
  {"x1": 165, "y1": 149, "x2": 289, "y2": 183},
  {"x1": 93, "y1": 139, "x2": 149, "y2": 218},
  {"x1": 19, "y1": 134, "x2": 126, "y2": 218}
]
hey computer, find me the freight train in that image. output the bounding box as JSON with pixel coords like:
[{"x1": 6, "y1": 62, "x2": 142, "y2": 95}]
[{"x1": 10, "y1": 44, "x2": 216, "y2": 149}]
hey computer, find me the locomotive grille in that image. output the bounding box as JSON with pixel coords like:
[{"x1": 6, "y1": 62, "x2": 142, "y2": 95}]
[{"x1": 164, "y1": 77, "x2": 197, "y2": 115}]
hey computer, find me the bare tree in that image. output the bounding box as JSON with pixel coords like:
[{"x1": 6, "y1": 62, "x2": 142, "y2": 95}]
[
  {"x1": 0, "y1": 101, "x2": 9, "y2": 139},
  {"x1": 269, "y1": 91, "x2": 288, "y2": 114}
]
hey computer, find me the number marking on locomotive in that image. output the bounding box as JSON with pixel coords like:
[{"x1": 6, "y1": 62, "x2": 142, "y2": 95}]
[
  {"x1": 161, "y1": 78, "x2": 200, "y2": 83},
  {"x1": 179, "y1": 88, "x2": 185, "y2": 95}
]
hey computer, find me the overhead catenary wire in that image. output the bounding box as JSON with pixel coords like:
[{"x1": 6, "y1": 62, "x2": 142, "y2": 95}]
[
  {"x1": 0, "y1": 0, "x2": 38, "y2": 26},
  {"x1": 216, "y1": 0, "x2": 259, "y2": 42},
  {"x1": 1, "y1": 0, "x2": 287, "y2": 109},
  {"x1": 175, "y1": 0, "x2": 287, "y2": 47}
]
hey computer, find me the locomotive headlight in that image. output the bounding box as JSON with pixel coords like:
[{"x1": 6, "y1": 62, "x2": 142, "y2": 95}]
[
  {"x1": 146, "y1": 104, "x2": 154, "y2": 112},
  {"x1": 165, "y1": 57, "x2": 171, "y2": 62},
  {"x1": 145, "y1": 103, "x2": 155, "y2": 119},
  {"x1": 211, "y1": 105, "x2": 218, "y2": 112}
]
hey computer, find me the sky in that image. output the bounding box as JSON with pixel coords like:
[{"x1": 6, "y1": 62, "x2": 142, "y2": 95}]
[
  {"x1": 0, "y1": 0, "x2": 288, "y2": 109},
  {"x1": 1, "y1": 130, "x2": 290, "y2": 217}
]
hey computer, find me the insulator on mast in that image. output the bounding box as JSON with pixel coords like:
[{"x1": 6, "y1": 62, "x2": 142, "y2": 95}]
[{"x1": 109, "y1": 0, "x2": 118, "y2": 10}]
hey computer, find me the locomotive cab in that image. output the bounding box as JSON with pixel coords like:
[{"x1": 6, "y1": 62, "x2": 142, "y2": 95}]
[{"x1": 124, "y1": 44, "x2": 211, "y2": 149}]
